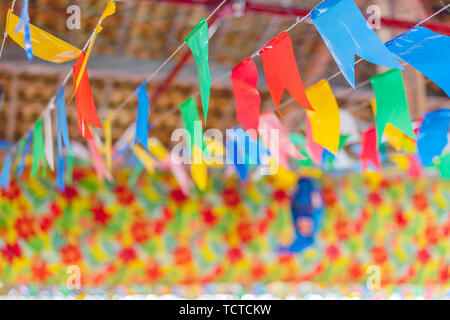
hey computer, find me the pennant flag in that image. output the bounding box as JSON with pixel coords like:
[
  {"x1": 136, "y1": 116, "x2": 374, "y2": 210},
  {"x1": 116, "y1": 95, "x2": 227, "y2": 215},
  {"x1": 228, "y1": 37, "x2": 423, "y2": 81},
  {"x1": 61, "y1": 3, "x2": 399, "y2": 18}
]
[
  {"x1": 65, "y1": 150, "x2": 74, "y2": 184},
  {"x1": 231, "y1": 57, "x2": 261, "y2": 137},
  {"x1": 179, "y1": 97, "x2": 208, "y2": 190},
  {"x1": 56, "y1": 155, "x2": 65, "y2": 192},
  {"x1": 134, "y1": 80, "x2": 150, "y2": 150},
  {"x1": 386, "y1": 27, "x2": 450, "y2": 97},
  {"x1": 104, "y1": 114, "x2": 114, "y2": 171},
  {"x1": 370, "y1": 69, "x2": 415, "y2": 147},
  {"x1": 134, "y1": 144, "x2": 156, "y2": 174},
  {"x1": 168, "y1": 150, "x2": 193, "y2": 195},
  {"x1": 0, "y1": 152, "x2": 13, "y2": 190},
  {"x1": 87, "y1": 139, "x2": 112, "y2": 182},
  {"x1": 6, "y1": 9, "x2": 80, "y2": 63},
  {"x1": 17, "y1": 130, "x2": 33, "y2": 177},
  {"x1": 360, "y1": 127, "x2": 381, "y2": 171},
  {"x1": 407, "y1": 154, "x2": 422, "y2": 178},
  {"x1": 417, "y1": 109, "x2": 450, "y2": 166},
  {"x1": 148, "y1": 137, "x2": 168, "y2": 160},
  {"x1": 13, "y1": 1, "x2": 33, "y2": 61},
  {"x1": 43, "y1": 108, "x2": 54, "y2": 171},
  {"x1": 305, "y1": 79, "x2": 340, "y2": 154},
  {"x1": 259, "y1": 32, "x2": 313, "y2": 116},
  {"x1": 72, "y1": 51, "x2": 102, "y2": 139},
  {"x1": 436, "y1": 153, "x2": 450, "y2": 179},
  {"x1": 186, "y1": 17, "x2": 211, "y2": 122},
  {"x1": 225, "y1": 128, "x2": 249, "y2": 182},
  {"x1": 73, "y1": 0, "x2": 116, "y2": 92},
  {"x1": 311, "y1": 0, "x2": 402, "y2": 87},
  {"x1": 31, "y1": 119, "x2": 46, "y2": 178},
  {"x1": 305, "y1": 116, "x2": 324, "y2": 166},
  {"x1": 339, "y1": 110, "x2": 360, "y2": 145},
  {"x1": 258, "y1": 112, "x2": 303, "y2": 169},
  {"x1": 56, "y1": 85, "x2": 71, "y2": 155}
]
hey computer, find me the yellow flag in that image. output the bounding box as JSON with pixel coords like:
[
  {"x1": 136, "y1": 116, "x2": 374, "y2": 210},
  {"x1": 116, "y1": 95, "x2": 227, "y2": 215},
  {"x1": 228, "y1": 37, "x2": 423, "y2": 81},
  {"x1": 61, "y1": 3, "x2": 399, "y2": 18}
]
[
  {"x1": 104, "y1": 114, "x2": 114, "y2": 170},
  {"x1": 74, "y1": 0, "x2": 116, "y2": 93},
  {"x1": 306, "y1": 79, "x2": 340, "y2": 155},
  {"x1": 191, "y1": 145, "x2": 207, "y2": 191},
  {"x1": 135, "y1": 144, "x2": 155, "y2": 174},
  {"x1": 148, "y1": 137, "x2": 168, "y2": 160},
  {"x1": 5, "y1": 9, "x2": 80, "y2": 63}
]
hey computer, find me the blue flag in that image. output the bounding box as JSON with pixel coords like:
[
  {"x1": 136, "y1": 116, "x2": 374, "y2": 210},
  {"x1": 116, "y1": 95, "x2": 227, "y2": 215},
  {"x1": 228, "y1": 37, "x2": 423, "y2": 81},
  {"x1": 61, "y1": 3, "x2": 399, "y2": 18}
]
[
  {"x1": 225, "y1": 128, "x2": 249, "y2": 182},
  {"x1": 14, "y1": 0, "x2": 33, "y2": 61},
  {"x1": 417, "y1": 109, "x2": 450, "y2": 166},
  {"x1": 17, "y1": 129, "x2": 33, "y2": 177},
  {"x1": 56, "y1": 85, "x2": 71, "y2": 156},
  {"x1": 134, "y1": 80, "x2": 150, "y2": 150},
  {"x1": 56, "y1": 155, "x2": 65, "y2": 192},
  {"x1": 386, "y1": 27, "x2": 450, "y2": 97},
  {"x1": 0, "y1": 152, "x2": 13, "y2": 190},
  {"x1": 311, "y1": 0, "x2": 402, "y2": 87}
]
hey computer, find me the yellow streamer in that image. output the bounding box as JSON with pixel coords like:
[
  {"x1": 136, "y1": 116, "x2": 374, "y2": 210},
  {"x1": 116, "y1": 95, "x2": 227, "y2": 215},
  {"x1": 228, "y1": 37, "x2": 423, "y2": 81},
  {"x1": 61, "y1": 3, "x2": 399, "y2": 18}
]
[
  {"x1": 190, "y1": 145, "x2": 207, "y2": 191},
  {"x1": 148, "y1": 138, "x2": 168, "y2": 160},
  {"x1": 134, "y1": 144, "x2": 156, "y2": 174},
  {"x1": 5, "y1": 9, "x2": 80, "y2": 63}
]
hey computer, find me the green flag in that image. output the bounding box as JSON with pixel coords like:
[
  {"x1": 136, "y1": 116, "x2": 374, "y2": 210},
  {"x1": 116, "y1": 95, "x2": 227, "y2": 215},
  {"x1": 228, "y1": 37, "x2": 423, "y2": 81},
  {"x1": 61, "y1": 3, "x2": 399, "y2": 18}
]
[
  {"x1": 179, "y1": 97, "x2": 204, "y2": 152},
  {"x1": 186, "y1": 17, "x2": 211, "y2": 123},
  {"x1": 370, "y1": 69, "x2": 415, "y2": 147},
  {"x1": 31, "y1": 119, "x2": 46, "y2": 177}
]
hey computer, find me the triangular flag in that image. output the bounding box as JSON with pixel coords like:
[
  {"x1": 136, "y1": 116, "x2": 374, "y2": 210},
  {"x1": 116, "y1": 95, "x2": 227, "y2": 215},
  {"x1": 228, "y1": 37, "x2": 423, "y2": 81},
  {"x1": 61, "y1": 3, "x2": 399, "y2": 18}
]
[
  {"x1": 31, "y1": 119, "x2": 47, "y2": 178},
  {"x1": 190, "y1": 146, "x2": 208, "y2": 191},
  {"x1": 104, "y1": 113, "x2": 114, "y2": 171},
  {"x1": 231, "y1": 57, "x2": 261, "y2": 137},
  {"x1": 360, "y1": 127, "x2": 381, "y2": 171},
  {"x1": 259, "y1": 31, "x2": 313, "y2": 117},
  {"x1": 6, "y1": 8, "x2": 80, "y2": 63},
  {"x1": 436, "y1": 153, "x2": 450, "y2": 179},
  {"x1": 305, "y1": 116, "x2": 323, "y2": 166},
  {"x1": 305, "y1": 79, "x2": 340, "y2": 154},
  {"x1": 13, "y1": 1, "x2": 33, "y2": 61},
  {"x1": 186, "y1": 17, "x2": 211, "y2": 123},
  {"x1": 72, "y1": 51, "x2": 102, "y2": 139},
  {"x1": 258, "y1": 112, "x2": 303, "y2": 169},
  {"x1": 168, "y1": 149, "x2": 193, "y2": 195},
  {"x1": 87, "y1": 139, "x2": 112, "y2": 181},
  {"x1": 386, "y1": 27, "x2": 450, "y2": 97},
  {"x1": 56, "y1": 155, "x2": 65, "y2": 192},
  {"x1": 134, "y1": 143, "x2": 155, "y2": 174},
  {"x1": 311, "y1": 0, "x2": 402, "y2": 87},
  {"x1": 17, "y1": 130, "x2": 33, "y2": 177},
  {"x1": 134, "y1": 80, "x2": 150, "y2": 150},
  {"x1": 370, "y1": 69, "x2": 415, "y2": 147},
  {"x1": 56, "y1": 85, "x2": 71, "y2": 155},
  {"x1": 43, "y1": 107, "x2": 55, "y2": 171},
  {"x1": 0, "y1": 152, "x2": 13, "y2": 190}
]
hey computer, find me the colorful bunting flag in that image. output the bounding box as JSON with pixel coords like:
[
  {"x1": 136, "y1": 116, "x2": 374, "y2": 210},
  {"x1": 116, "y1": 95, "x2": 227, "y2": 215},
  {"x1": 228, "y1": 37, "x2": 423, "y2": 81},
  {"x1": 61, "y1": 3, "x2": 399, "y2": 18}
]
[
  {"x1": 0, "y1": 152, "x2": 13, "y2": 190},
  {"x1": 17, "y1": 130, "x2": 33, "y2": 177},
  {"x1": 72, "y1": 51, "x2": 102, "y2": 139},
  {"x1": 417, "y1": 109, "x2": 450, "y2": 166},
  {"x1": 6, "y1": 8, "x2": 80, "y2": 63},
  {"x1": 225, "y1": 128, "x2": 249, "y2": 182},
  {"x1": 168, "y1": 150, "x2": 193, "y2": 195},
  {"x1": 370, "y1": 69, "x2": 415, "y2": 147},
  {"x1": 259, "y1": 32, "x2": 313, "y2": 117},
  {"x1": 31, "y1": 119, "x2": 46, "y2": 178},
  {"x1": 134, "y1": 80, "x2": 150, "y2": 150},
  {"x1": 56, "y1": 86, "x2": 71, "y2": 155},
  {"x1": 87, "y1": 139, "x2": 112, "y2": 182},
  {"x1": 186, "y1": 17, "x2": 211, "y2": 123},
  {"x1": 386, "y1": 27, "x2": 450, "y2": 97},
  {"x1": 258, "y1": 112, "x2": 303, "y2": 169},
  {"x1": 104, "y1": 114, "x2": 114, "y2": 171},
  {"x1": 305, "y1": 116, "x2": 324, "y2": 166},
  {"x1": 13, "y1": 1, "x2": 33, "y2": 61},
  {"x1": 231, "y1": 57, "x2": 261, "y2": 137},
  {"x1": 43, "y1": 107, "x2": 54, "y2": 171},
  {"x1": 305, "y1": 79, "x2": 340, "y2": 155},
  {"x1": 360, "y1": 127, "x2": 381, "y2": 171},
  {"x1": 134, "y1": 144, "x2": 156, "y2": 174},
  {"x1": 311, "y1": 0, "x2": 402, "y2": 87},
  {"x1": 56, "y1": 155, "x2": 65, "y2": 192}
]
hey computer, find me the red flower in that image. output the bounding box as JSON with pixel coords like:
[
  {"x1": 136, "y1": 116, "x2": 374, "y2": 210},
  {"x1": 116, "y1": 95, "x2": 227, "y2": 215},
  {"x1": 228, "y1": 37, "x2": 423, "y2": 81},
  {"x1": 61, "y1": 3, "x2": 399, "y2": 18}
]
[
  {"x1": 394, "y1": 209, "x2": 408, "y2": 228},
  {"x1": 368, "y1": 193, "x2": 382, "y2": 207},
  {"x1": 31, "y1": 260, "x2": 51, "y2": 282},
  {"x1": 321, "y1": 186, "x2": 336, "y2": 207},
  {"x1": 326, "y1": 245, "x2": 340, "y2": 260},
  {"x1": 131, "y1": 221, "x2": 150, "y2": 243},
  {"x1": 439, "y1": 265, "x2": 449, "y2": 282},
  {"x1": 60, "y1": 244, "x2": 82, "y2": 264},
  {"x1": 14, "y1": 216, "x2": 36, "y2": 240},
  {"x1": 349, "y1": 263, "x2": 363, "y2": 280},
  {"x1": 201, "y1": 208, "x2": 217, "y2": 226},
  {"x1": 60, "y1": 185, "x2": 78, "y2": 201},
  {"x1": 114, "y1": 186, "x2": 135, "y2": 205},
  {"x1": 412, "y1": 193, "x2": 428, "y2": 211},
  {"x1": 162, "y1": 207, "x2": 174, "y2": 221},
  {"x1": 1, "y1": 242, "x2": 22, "y2": 263},
  {"x1": 50, "y1": 202, "x2": 63, "y2": 218},
  {"x1": 371, "y1": 246, "x2": 388, "y2": 265},
  {"x1": 146, "y1": 262, "x2": 161, "y2": 281},
  {"x1": 222, "y1": 188, "x2": 241, "y2": 207},
  {"x1": 92, "y1": 204, "x2": 111, "y2": 225},
  {"x1": 39, "y1": 216, "x2": 53, "y2": 233},
  {"x1": 170, "y1": 189, "x2": 188, "y2": 204},
  {"x1": 335, "y1": 220, "x2": 350, "y2": 240},
  {"x1": 251, "y1": 264, "x2": 265, "y2": 280},
  {"x1": 226, "y1": 247, "x2": 243, "y2": 263},
  {"x1": 273, "y1": 189, "x2": 290, "y2": 203},
  {"x1": 237, "y1": 221, "x2": 254, "y2": 243},
  {"x1": 119, "y1": 247, "x2": 137, "y2": 264},
  {"x1": 425, "y1": 225, "x2": 440, "y2": 244},
  {"x1": 417, "y1": 249, "x2": 431, "y2": 264},
  {"x1": 173, "y1": 247, "x2": 192, "y2": 265},
  {"x1": 72, "y1": 169, "x2": 86, "y2": 182},
  {"x1": 1, "y1": 180, "x2": 21, "y2": 200}
]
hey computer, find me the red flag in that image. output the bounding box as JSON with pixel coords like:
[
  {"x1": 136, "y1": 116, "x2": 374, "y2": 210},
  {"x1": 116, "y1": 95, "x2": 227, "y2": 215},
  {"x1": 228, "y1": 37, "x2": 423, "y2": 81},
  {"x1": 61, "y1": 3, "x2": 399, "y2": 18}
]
[
  {"x1": 231, "y1": 57, "x2": 261, "y2": 138},
  {"x1": 360, "y1": 127, "x2": 381, "y2": 171},
  {"x1": 259, "y1": 31, "x2": 313, "y2": 117},
  {"x1": 72, "y1": 51, "x2": 102, "y2": 139}
]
